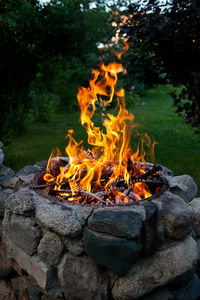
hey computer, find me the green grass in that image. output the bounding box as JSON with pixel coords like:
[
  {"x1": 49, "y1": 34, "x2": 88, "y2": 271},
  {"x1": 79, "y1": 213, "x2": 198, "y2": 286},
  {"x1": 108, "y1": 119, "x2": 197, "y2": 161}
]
[
  {"x1": 130, "y1": 85, "x2": 200, "y2": 192},
  {"x1": 4, "y1": 85, "x2": 200, "y2": 193}
]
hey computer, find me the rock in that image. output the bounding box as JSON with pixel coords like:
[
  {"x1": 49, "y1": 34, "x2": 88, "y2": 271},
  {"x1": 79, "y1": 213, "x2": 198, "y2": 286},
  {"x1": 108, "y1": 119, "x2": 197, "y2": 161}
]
[
  {"x1": 62, "y1": 236, "x2": 84, "y2": 255},
  {"x1": 8, "y1": 214, "x2": 41, "y2": 255},
  {"x1": 0, "y1": 188, "x2": 14, "y2": 216},
  {"x1": 18, "y1": 173, "x2": 36, "y2": 187},
  {"x1": 16, "y1": 165, "x2": 41, "y2": 176},
  {"x1": 174, "y1": 175, "x2": 198, "y2": 202},
  {"x1": 88, "y1": 209, "x2": 142, "y2": 239},
  {"x1": 1, "y1": 210, "x2": 12, "y2": 257},
  {"x1": 2, "y1": 177, "x2": 19, "y2": 189},
  {"x1": 0, "y1": 280, "x2": 16, "y2": 300},
  {"x1": 0, "y1": 148, "x2": 4, "y2": 164},
  {"x1": 0, "y1": 141, "x2": 4, "y2": 148},
  {"x1": 35, "y1": 160, "x2": 47, "y2": 171},
  {"x1": 0, "y1": 165, "x2": 15, "y2": 185},
  {"x1": 112, "y1": 236, "x2": 198, "y2": 300},
  {"x1": 190, "y1": 198, "x2": 200, "y2": 237},
  {"x1": 152, "y1": 199, "x2": 165, "y2": 244},
  {"x1": 0, "y1": 251, "x2": 14, "y2": 278},
  {"x1": 6, "y1": 188, "x2": 35, "y2": 216},
  {"x1": 38, "y1": 231, "x2": 64, "y2": 267},
  {"x1": 162, "y1": 192, "x2": 194, "y2": 240},
  {"x1": 36, "y1": 201, "x2": 92, "y2": 237},
  {"x1": 83, "y1": 229, "x2": 139, "y2": 276},
  {"x1": 160, "y1": 165, "x2": 173, "y2": 176},
  {"x1": 141, "y1": 202, "x2": 159, "y2": 255},
  {"x1": 58, "y1": 252, "x2": 109, "y2": 300},
  {"x1": 167, "y1": 176, "x2": 190, "y2": 202},
  {"x1": 9, "y1": 241, "x2": 58, "y2": 290},
  {"x1": 27, "y1": 277, "x2": 42, "y2": 299},
  {"x1": 31, "y1": 255, "x2": 60, "y2": 290}
]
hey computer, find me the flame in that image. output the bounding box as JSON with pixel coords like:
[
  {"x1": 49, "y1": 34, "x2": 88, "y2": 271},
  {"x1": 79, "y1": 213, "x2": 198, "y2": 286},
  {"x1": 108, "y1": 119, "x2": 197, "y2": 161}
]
[
  {"x1": 44, "y1": 44, "x2": 156, "y2": 203},
  {"x1": 113, "y1": 41, "x2": 129, "y2": 60}
]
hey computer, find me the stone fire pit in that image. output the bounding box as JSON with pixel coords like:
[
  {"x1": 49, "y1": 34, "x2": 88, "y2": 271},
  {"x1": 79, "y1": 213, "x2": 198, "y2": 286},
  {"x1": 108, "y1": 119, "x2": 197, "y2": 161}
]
[{"x1": 1, "y1": 160, "x2": 200, "y2": 300}]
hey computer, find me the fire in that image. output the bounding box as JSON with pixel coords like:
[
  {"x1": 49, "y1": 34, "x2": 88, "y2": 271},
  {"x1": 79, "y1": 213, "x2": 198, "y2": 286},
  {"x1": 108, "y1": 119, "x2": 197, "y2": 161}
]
[{"x1": 44, "y1": 44, "x2": 157, "y2": 204}]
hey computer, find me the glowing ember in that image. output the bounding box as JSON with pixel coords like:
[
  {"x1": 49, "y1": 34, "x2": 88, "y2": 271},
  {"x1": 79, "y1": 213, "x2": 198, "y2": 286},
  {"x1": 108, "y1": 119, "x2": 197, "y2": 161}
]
[{"x1": 43, "y1": 43, "x2": 157, "y2": 204}]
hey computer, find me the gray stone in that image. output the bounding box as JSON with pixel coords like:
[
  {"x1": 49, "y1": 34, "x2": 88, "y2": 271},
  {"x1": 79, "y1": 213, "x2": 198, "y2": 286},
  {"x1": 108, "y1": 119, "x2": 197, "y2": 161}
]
[
  {"x1": 160, "y1": 165, "x2": 173, "y2": 176},
  {"x1": 36, "y1": 201, "x2": 92, "y2": 237},
  {"x1": 62, "y1": 236, "x2": 84, "y2": 255},
  {"x1": 0, "y1": 189, "x2": 14, "y2": 216},
  {"x1": 190, "y1": 197, "x2": 200, "y2": 237},
  {"x1": 88, "y1": 209, "x2": 142, "y2": 239},
  {"x1": 112, "y1": 236, "x2": 198, "y2": 300},
  {"x1": 9, "y1": 241, "x2": 58, "y2": 290},
  {"x1": 0, "y1": 148, "x2": 4, "y2": 164},
  {"x1": 0, "y1": 165, "x2": 15, "y2": 185},
  {"x1": 31, "y1": 256, "x2": 60, "y2": 291},
  {"x1": 9, "y1": 214, "x2": 41, "y2": 255},
  {"x1": 1, "y1": 211, "x2": 14, "y2": 259},
  {"x1": 38, "y1": 231, "x2": 64, "y2": 266},
  {"x1": 152, "y1": 199, "x2": 165, "y2": 244},
  {"x1": 6, "y1": 188, "x2": 35, "y2": 216},
  {"x1": 2, "y1": 177, "x2": 19, "y2": 189},
  {"x1": 161, "y1": 192, "x2": 194, "y2": 240},
  {"x1": 141, "y1": 202, "x2": 159, "y2": 255},
  {"x1": 174, "y1": 175, "x2": 198, "y2": 202},
  {"x1": 18, "y1": 173, "x2": 36, "y2": 187},
  {"x1": 35, "y1": 160, "x2": 47, "y2": 171},
  {"x1": 83, "y1": 229, "x2": 139, "y2": 276},
  {"x1": 27, "y1": 276, "x2": 62, "y2": 299},
  {"x1": 58, "y1": 252, "x2": 109, "y2": 300},
  {"x1": 167, "y1": 176, "x2": 190, "y2": 202},
  {"x1": 27, "y1": 278, "x2": 42, "y2": 299},
  {"x1": 16, "y1": 165, "x2": 41, "y2": 176}
]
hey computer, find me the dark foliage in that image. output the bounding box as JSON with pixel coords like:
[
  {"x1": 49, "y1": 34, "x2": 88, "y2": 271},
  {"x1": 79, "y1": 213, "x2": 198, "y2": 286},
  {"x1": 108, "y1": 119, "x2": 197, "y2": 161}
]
[
  {"x1": 115, "y1": 0, "x2": 200, "y2": 130},
  {"x1": 0, "y1": 0, "x2": 109, "y2": 139}
]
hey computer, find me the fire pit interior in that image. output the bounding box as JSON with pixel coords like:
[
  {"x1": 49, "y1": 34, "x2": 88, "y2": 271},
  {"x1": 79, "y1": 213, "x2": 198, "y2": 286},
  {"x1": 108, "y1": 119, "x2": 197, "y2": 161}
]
[{"x1": 33, "y1": 160, "x2": 169, "y2": 206}]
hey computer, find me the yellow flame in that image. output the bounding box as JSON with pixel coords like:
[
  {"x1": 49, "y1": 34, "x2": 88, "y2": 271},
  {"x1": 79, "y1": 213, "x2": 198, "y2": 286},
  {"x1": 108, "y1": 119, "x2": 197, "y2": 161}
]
[{"x1": 44, "y1": 44, "x2": 156, "y2": 202}]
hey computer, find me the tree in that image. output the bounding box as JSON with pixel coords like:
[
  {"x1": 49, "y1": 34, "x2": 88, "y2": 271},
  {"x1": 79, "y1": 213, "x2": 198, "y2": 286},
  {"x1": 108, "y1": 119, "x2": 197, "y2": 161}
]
[
  {"x1": 115, "y1": 0, "x2": 200, "y2": 130},
  {"x1": 0, "y1": 0, "x2": 109, "y2": 139}
]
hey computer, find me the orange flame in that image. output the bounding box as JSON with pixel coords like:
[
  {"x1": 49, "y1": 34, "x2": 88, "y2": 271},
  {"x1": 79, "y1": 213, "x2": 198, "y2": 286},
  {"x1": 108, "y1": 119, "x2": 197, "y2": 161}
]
[
  {"x1": 44, "y1": 44, "x2": 156, "y2": 203},
  {"x1": 113, "y1": 41, "x2": 129, "y2": 60}
]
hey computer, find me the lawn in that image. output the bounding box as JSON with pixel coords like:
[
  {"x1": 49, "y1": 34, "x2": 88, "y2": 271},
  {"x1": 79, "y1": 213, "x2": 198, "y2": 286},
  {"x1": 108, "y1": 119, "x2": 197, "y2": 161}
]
[{"x1": 4, "y1": 85, "x2": 200, "y2": 193}]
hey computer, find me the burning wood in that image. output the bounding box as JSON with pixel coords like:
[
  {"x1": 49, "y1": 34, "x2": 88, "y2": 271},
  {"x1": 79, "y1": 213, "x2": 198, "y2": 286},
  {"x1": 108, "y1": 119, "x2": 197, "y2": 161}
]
[
  {"x1": 41, "y1": 44, "x2": 161, "y2": 205},
  {"x1": 33, "y1": 158, "x2": 165, "y2": 206}
]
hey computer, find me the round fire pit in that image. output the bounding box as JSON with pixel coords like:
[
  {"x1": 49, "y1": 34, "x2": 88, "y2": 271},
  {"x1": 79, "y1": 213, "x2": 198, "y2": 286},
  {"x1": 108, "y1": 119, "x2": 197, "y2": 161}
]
[{"x1": 2, "y1": 161, "x2": 198, "y2": 300}]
